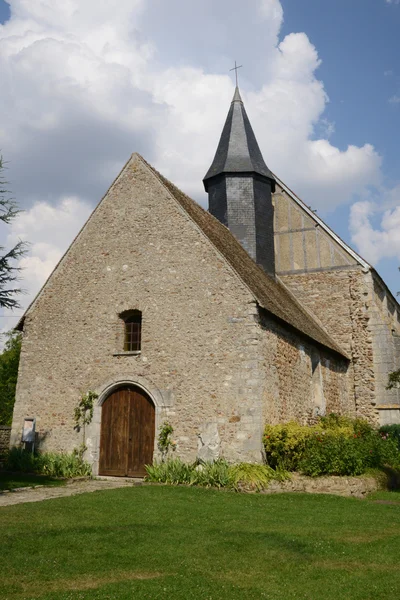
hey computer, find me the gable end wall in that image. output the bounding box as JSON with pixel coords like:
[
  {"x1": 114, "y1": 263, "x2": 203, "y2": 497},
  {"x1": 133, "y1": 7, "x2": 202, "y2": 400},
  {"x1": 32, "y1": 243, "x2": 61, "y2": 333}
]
[{"x1": 12, "y1": 157, "x2": 269, "y2": 465}]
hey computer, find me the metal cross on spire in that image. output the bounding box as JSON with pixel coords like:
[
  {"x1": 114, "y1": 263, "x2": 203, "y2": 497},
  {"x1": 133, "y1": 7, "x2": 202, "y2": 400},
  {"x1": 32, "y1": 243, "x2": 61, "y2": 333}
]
[{"x1": 230, "y1": 60, "x2": 243, "y2": 87}]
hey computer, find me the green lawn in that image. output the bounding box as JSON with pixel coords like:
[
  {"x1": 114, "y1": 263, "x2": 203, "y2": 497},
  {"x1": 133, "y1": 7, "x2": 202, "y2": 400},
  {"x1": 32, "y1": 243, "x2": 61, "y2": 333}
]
[
  {"x1": 0, "y1": 472, "x2": 66, "y2": 491},
  {"x1": 1, "y1": 486, "x2": 400, "y2": 600},
  {"x1": 368, "y1": 489, "x2": 400, "y2": 503}
]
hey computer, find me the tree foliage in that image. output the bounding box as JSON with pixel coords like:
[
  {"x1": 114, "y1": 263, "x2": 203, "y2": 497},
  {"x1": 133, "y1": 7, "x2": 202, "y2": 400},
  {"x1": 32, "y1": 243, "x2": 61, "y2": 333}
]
[
  {"x1": 387, "y1": 369, "x2": 400, "y2": 390},
  {"x1": 0, "y1": 155, "x2": 27, "y2": 309},
  {"x1": 0, "y1": 331, "x2": 22, "y2": 425}
]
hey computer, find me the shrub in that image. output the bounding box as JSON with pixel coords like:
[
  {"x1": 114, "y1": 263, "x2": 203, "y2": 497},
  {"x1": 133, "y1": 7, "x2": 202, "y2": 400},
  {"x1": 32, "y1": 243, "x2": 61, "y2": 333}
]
[
  {"x1": 263, "y1": 422, "x2": 319, "y2": 470},
  {"x1": 298, "y1": 434, "x2": 366, "y2": 477},
  {"x1": 264, "y1": 415, "x2": 400, "y2": 477},
  {"x1": 4, "y1": 446, "x2": 37, "y2": 472},
  {"x1": 4, "y1": 447, "x2": 92, "y2": 478},
  {"x1": 379, "y1": 424, "x2": 400, "y2": 452},
  {"x1": 299, "y1": 432, "x2": 400, "y2": 477}
]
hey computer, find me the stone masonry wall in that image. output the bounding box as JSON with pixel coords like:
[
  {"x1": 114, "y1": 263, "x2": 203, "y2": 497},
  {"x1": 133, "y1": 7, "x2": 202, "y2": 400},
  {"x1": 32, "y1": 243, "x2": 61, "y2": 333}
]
[
  {"x1": 281, "y1": 269, "x2": 378, "y2": 424},
  {"x1": 369, "y1": 272, "x2": 400, "y2": 424},
  {"x1": 12, "y1": 156, "x2": 269, "y2": 468},
  {"x1": 259, "y1": 309, "x2": 351, "y2": 426},
  {"x1": 320, "y1": 355, "x2": 350, "y2": 417},
  {"x1": 12, "y1": 155, "x2": 356, "y2": 471}
]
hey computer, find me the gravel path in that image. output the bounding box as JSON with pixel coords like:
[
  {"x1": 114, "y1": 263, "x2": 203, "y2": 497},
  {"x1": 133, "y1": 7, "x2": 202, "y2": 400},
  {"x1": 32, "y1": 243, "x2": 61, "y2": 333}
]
[{"x1": 0, "y1": 477, "x2": 141, "y2": 507}]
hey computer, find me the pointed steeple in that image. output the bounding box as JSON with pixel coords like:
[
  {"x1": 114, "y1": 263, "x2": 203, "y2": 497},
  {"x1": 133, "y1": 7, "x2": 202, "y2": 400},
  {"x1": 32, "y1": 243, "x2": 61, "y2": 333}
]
[
  {"x1": 203, "y1": 87, "x2": 275, "y2": 190},
  {"x1": 203, "y1": 87, "x2": 276, "y2": 277}
]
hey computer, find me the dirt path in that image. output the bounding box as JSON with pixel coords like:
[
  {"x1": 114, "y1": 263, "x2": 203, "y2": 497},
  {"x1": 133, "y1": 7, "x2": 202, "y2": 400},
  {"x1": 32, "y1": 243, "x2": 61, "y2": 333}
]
[{"x1": 0, "y1": 478, "x2": 140, "y2": 507}]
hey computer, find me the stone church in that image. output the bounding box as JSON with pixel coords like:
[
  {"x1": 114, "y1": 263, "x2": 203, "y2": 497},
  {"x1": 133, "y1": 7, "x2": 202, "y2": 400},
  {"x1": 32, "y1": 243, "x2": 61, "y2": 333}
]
[{"x1": 11, "y1": 87, "x2": 400, "y2": 476}]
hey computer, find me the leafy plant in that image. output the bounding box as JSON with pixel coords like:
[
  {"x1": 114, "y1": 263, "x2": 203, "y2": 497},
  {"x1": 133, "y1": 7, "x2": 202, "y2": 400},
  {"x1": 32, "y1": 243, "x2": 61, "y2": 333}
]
[
  {"x1": 157, "y1": 421, "x2": 177, "y2": 461},
  {"x1": 144, "y1": 458, "x2": 287, "y2": 490},
  {"x1": 229, "y1": 463, "x2": 288, "y2": 491},
  {"x1": 74, "y1": 390, "x2": 97, "y2": 451},
  {"x1": 192, "y1": 460, "x2": 231, "y2": 488},
  {"x1": 0, "y1": 331, "x2": 21, "y2": 425},
  {"x1": 264, "y1": 415, "x2": 400, "y2": 478},
  {"x1": 263, "y1": 421, "x2": 318, "y2": 470},
  {"x1": 387, "y1": 369, "x2": 400, "y2": 390},
  {"x1": 4, "y1": 447, "x2": 92, "y2": 478},
  {"x1": 380, "y1": 424, "x2": 400, "y2": 452},
  {"x1": 145, "y1": 458, "x2": 192, "y2": 485},
  {"x1": 298, "y1": 432, "x2": 400, "y2": 477}
]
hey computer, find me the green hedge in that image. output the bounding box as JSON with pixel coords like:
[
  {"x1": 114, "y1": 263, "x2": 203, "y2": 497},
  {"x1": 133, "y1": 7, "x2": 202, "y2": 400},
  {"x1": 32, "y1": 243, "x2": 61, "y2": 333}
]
[
  {"x1": 4, "y1": 447, "x2": 92, "y2": 478},
  {"x1": 264, "y1": 414, "x2": 400, "y2": 477}
]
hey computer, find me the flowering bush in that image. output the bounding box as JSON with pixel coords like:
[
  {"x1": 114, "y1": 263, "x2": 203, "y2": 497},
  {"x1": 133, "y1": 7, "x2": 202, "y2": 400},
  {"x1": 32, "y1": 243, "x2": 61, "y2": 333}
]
[
  {"x1": 379, "y1": 424, "x2": 400, "y2": 452},
  {"x1": 263, "y1": 415, "x2": 400, "y2": 477}
]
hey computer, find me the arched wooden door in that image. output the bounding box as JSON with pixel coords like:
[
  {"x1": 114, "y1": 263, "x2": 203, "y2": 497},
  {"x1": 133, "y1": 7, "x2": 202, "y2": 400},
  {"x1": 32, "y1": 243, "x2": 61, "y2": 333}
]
[{"x1": 99, "y1": 386, "x2": 155, "y2": 477}]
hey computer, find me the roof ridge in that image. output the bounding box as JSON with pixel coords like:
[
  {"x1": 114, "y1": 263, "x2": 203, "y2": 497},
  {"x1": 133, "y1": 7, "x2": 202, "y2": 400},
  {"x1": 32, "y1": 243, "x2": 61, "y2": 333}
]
[
  {"x1": 140, "y1": 155, "x2": 348, "y2": 358},
  {"x1": 17, "y1": 152, "x2": 349, "y2": 357}
]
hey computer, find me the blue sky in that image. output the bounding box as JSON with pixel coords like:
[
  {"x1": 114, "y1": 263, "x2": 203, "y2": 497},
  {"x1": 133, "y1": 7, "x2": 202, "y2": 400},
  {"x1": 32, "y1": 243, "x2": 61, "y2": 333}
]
[
  {"x1": 0, "y1": 0, "x2": 399, "y2": 312},
  {"x1": 0, "y1": 1, "x2": 9, "y2": 22},
  {"x1": 281, "y1": 0, "x2": 400, "y2": 292},
  {"x1": 283, "y1": 0, "x2": 400, "y2": 181},
  {"x1": 282, "y1": 0, "x2": 400, "y2": 158}
]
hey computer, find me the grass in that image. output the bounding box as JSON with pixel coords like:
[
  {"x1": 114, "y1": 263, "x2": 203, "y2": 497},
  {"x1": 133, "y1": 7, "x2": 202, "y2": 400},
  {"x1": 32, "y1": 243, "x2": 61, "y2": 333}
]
[
  {"x1": 368, "y1": 489, "x2": 400, "y2": 503},
  {"x1": 1, "y1": 486, "x2": 400, "y2": 599},
  {"x1": 0, "y1": 472, "x2": 66, "y2": 491}
]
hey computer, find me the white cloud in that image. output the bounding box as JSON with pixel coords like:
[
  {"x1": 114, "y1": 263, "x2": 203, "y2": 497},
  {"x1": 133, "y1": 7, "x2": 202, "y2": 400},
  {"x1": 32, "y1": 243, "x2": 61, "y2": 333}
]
[
  {"x1": 389, "y1": 95, "x2": 400, "y2": 104},
  {"x1": 0, "y1": 0, "x2": 382, "y2": 205},
  {"x1": 247, "y1": 33, "x2": 381, "y2": 209},
  {"x1": 258, "y1": 0, "x2": 284, "y2": 23},
  {"x1": 349, "y1": 200, "x2": 400, "y2": 265},
  {"x1": 1, "y1": 196, "x2": 92, "y2": 333},
  {"x1": 0, "y1": 0, "x2": 388, "y2": 315}
]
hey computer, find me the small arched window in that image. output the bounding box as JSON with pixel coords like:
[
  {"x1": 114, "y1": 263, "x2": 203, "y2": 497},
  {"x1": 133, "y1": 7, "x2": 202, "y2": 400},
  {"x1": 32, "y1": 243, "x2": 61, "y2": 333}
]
[{"x1": 121, "y1": 310, "x2": 142, "y2": 352}]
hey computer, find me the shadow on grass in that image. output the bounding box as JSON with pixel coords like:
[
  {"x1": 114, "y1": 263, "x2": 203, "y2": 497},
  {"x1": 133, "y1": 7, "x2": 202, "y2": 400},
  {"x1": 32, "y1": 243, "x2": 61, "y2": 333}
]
[{"x1": 0, "y1": 472, "x2": 66, "y2": 491}]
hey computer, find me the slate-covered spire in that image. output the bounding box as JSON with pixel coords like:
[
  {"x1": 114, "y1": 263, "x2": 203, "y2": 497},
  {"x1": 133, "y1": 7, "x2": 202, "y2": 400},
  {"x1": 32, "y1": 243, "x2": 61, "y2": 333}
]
[
  {"x1": 203, "y1": 87, "x2": 276, "y2": 277},
  {"x1": 203, "y1": 87, "x2": 275, "y2": 189}
]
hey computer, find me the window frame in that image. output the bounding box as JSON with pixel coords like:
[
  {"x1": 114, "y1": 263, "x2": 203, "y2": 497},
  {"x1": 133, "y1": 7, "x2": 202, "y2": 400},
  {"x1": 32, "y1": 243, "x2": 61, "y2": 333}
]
[{"x1": 120, "y1": 310, "x2": 142, "y2": 354}]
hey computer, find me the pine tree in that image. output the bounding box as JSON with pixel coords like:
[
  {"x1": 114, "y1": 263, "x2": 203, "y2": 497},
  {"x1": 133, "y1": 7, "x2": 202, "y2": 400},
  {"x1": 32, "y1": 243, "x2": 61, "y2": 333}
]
[{"x1": 0, "y1": 155, "x2": 27, "y2": 309}]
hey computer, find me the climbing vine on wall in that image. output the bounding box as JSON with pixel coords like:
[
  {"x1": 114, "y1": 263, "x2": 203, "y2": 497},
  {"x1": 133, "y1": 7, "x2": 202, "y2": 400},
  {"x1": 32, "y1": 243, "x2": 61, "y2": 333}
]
[
  {"x1": 387, "y1": 370, "x2": 400, "y2": 390},
  {"x1": 157, "y1": 421, "x2": 177, "y2": 461}
]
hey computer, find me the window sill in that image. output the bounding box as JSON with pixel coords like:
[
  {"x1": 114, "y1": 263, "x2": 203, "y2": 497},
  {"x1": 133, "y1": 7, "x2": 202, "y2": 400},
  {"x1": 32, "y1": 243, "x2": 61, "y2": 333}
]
[{"x1": 113, "y1": 351, "x2": 141, "y2": 357}]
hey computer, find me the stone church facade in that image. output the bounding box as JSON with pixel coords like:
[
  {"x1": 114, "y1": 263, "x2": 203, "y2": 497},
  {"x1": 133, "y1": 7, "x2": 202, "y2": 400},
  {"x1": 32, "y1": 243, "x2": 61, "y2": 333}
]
[{"x1": 11, "y1": 87, "x2": 400, "y2": 475}]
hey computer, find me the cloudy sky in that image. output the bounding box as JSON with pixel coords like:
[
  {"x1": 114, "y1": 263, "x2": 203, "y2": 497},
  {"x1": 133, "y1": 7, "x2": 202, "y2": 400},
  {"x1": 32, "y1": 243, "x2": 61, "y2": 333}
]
[{"x1": 0, "y1": 0, "x2": 400, "y2": 332}]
